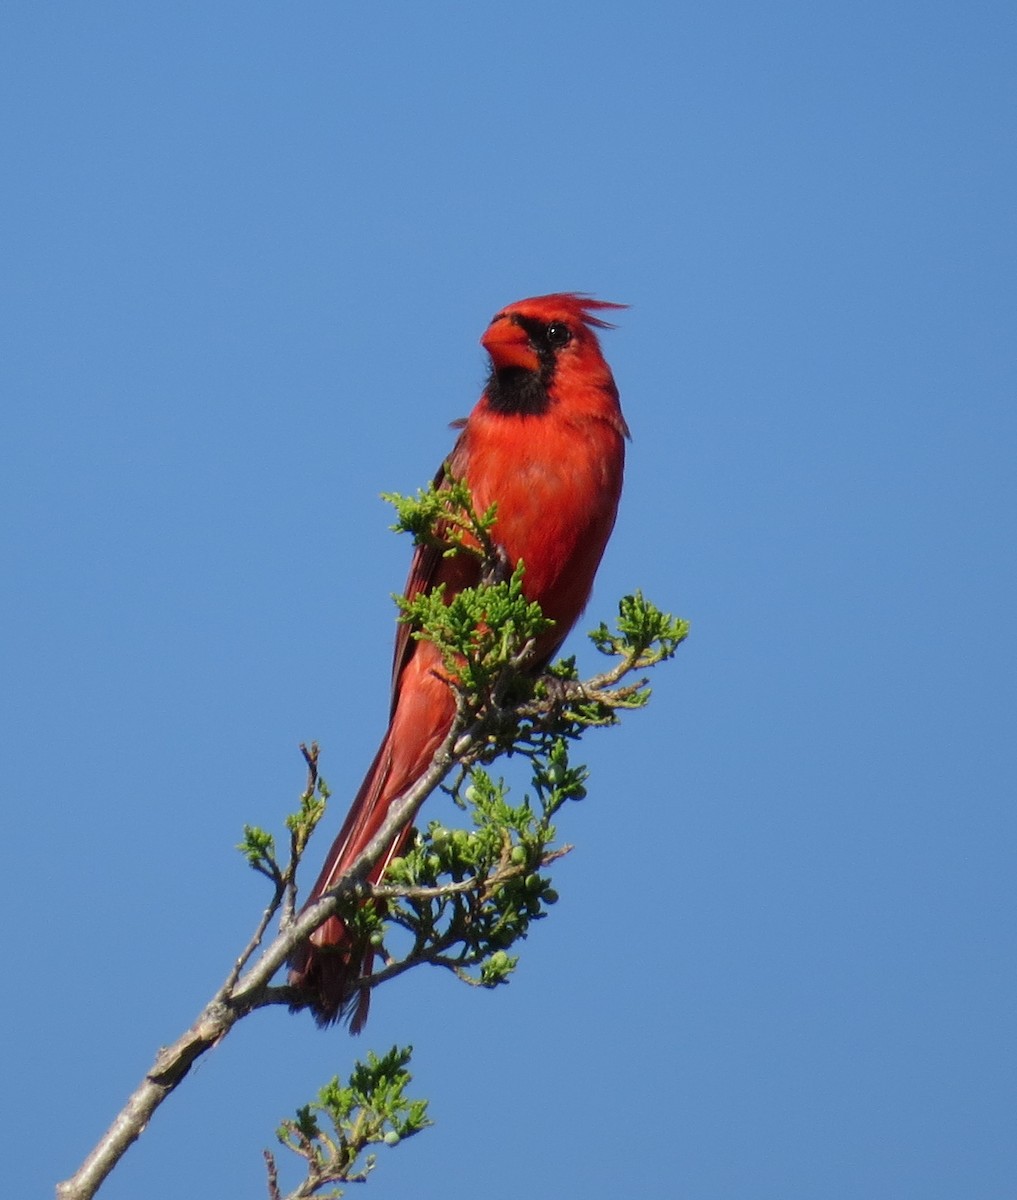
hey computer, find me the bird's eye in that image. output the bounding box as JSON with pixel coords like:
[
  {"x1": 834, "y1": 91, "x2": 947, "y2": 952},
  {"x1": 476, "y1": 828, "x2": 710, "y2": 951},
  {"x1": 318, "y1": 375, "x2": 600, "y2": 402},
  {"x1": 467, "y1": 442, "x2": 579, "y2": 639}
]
[{"x1": 545, "y1": 322, "x2": 572, "y2": 348}]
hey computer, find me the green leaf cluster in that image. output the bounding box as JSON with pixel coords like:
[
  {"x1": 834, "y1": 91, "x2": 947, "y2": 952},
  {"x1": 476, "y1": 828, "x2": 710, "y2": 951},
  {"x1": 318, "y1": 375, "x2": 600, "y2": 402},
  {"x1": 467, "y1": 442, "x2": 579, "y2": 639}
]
[
  {"x1": 382, "y1": 475, "x2": 498, "y2": 561},
  {"x1": 397, "y1": 561, "x2": 552, "y2": 698},
  {"x1": 274, "y1": 1046, "x2": 430, "y2": 1197},
  {"x1": 384, "y1": 476, "x2": 552, "y2": 698},
  {"x1": 589, "y1": 590, "x2": 690, "y2": 668},
  {"x1": 371, "y1": 736, "x2": 586, "y2": 990}
]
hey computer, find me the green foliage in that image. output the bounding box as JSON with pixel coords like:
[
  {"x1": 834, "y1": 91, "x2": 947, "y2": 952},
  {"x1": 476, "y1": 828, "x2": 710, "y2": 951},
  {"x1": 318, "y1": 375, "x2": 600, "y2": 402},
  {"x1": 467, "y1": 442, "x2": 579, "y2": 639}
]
[
  {"x1": 383, "y1": 475, "x2": 498, "y2": 562},
  {"x1": 272, "y1": 1047, "x2": 431, "y2": 1197},
  {"x1": 397, "y1": 561, "x2": 553, "y2": 696},
  {"x1": 239, "y1": 825, "x2": 277, "y2": 877},
  {"x1": 589, "y1": 590, "x2": 690, "y2": 668},
  {"x1": 385, "y1": 476, "x2": 554, "y2": 696},
  {"x1": 374, "y1": 735, "x2": 587, "y2": 989}
]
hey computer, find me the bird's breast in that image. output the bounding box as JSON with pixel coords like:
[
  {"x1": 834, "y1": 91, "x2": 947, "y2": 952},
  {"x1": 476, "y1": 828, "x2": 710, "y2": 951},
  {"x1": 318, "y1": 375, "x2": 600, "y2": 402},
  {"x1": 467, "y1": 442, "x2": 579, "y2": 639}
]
[{"x1": 461, "y1": 411, "x2": 624, "y2": 620}]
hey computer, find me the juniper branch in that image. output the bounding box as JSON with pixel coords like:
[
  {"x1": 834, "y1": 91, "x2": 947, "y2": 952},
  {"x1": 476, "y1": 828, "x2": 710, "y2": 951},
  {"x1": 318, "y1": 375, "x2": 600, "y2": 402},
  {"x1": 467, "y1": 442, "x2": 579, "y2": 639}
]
[{"x1": 57, "y1": 478, "x2": 688, "y2": 1200}]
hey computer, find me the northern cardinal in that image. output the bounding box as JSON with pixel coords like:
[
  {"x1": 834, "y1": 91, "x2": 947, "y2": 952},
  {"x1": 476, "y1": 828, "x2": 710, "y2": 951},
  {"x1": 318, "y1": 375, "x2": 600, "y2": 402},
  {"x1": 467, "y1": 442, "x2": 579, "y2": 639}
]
[{"x1": 290, "y1": 293, "x2": 628, "y2": 1029}]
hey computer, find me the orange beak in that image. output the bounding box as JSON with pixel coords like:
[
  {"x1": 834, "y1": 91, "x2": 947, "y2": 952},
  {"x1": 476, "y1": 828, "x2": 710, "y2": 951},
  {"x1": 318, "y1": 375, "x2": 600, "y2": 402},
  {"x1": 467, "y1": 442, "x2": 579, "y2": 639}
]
[{"x1": 481, "y1": 316, "x2": 540, "y2": 372}]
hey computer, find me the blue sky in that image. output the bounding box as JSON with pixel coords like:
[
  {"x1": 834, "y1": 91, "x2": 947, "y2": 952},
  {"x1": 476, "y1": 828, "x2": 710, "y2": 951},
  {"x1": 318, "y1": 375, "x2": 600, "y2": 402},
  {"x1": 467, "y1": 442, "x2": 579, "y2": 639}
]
[{"x1": 4, "y1": 3, "x2": 1015, "y2": 1197}]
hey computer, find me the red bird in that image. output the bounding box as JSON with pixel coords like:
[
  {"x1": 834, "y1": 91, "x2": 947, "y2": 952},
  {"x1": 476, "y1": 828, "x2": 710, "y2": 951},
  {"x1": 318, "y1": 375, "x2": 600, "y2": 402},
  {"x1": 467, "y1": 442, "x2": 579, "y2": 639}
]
[{"x1": 290, "y1": 293, "x2": 629, "y2": 1029}]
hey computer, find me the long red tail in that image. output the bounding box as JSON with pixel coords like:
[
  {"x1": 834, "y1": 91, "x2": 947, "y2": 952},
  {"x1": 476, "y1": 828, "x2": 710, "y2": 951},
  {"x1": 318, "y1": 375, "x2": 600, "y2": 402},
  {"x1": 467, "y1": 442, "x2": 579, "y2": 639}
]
[{"x1": 288, "y1": 641, "x2": 455, "y2": 1029}]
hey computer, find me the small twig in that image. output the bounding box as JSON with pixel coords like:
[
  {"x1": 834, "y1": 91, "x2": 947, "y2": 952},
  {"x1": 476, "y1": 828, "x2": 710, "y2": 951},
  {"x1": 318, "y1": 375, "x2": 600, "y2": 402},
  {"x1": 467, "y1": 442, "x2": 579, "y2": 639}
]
[
  {"x1": 299, "y1": 742, "x2": 319, "y2": 794},
  {"x1": 264, "y1": 1149, "x2": 281, "y2": 1200},
  {"x1": 283, "y1": 742, "x2": 321, "y2": 930},
  {"x1": 225, "y1": 742, "x2": 326, "y2": 994},
  {"x1": 221, "y1": 883, "x2": 286, "y2": 997}
]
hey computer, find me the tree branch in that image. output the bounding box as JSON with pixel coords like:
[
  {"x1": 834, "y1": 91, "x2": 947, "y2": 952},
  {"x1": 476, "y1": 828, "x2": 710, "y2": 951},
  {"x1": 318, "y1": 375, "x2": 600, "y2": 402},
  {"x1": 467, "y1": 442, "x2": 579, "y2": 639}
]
[
  {"x1": 57, "y1": 565, "x2": 687, "y2": 1199},
  {"x1": 56, "y1": 700, "x2": 478, "y2": 1200}
]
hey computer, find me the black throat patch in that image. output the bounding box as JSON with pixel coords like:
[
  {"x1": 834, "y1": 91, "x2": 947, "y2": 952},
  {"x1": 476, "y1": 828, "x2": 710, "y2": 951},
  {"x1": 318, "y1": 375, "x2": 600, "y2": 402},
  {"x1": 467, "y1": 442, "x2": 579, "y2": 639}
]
[{"x1": 484, "y1": 365, "x2": 551, "y2": 416}]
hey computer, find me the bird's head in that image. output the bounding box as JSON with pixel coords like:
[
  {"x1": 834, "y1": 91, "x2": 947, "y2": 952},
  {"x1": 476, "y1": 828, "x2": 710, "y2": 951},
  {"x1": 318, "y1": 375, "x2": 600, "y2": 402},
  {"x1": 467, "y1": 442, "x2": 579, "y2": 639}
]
[{"x1": 481, "y1": 293, "x2": 626, "y2": 422}]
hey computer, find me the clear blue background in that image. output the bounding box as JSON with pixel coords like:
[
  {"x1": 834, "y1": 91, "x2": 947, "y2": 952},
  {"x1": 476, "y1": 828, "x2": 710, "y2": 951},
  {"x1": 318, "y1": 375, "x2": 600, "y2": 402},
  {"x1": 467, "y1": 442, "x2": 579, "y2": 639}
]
[{"x1": 3, "y1": 3, "x2": 1015, "y2": 1197}]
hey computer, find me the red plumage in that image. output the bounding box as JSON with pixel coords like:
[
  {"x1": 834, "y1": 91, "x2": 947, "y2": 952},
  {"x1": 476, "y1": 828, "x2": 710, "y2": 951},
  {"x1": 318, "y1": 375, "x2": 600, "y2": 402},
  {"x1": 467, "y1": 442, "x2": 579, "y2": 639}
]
[{"x1": 289, "y1": 293, "x2": 628, "y2": 1029}]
